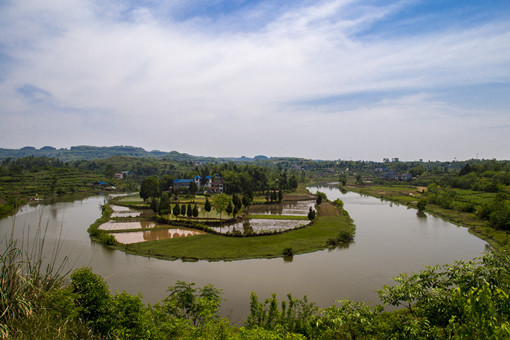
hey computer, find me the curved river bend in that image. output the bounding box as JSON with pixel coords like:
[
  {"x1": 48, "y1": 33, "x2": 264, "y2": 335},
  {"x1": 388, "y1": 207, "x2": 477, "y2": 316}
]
[{"x1": 0, "y1": 186, "x2": 487, "y2": 323}]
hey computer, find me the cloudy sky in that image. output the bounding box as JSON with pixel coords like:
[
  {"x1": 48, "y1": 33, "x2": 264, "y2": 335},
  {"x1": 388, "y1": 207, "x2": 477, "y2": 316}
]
[{"x1": 1, "y1": 0, "x2": 509, "y2": 161}]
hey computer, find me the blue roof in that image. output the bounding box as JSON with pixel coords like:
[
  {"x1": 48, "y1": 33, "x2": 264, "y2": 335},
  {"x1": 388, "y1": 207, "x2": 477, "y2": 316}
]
[
  {"x1": 98, "y1": 181, "x2": 107, "y2": 185},
  {"x1": 174, "y1": 179, "x2": 194, "y2": 183}
]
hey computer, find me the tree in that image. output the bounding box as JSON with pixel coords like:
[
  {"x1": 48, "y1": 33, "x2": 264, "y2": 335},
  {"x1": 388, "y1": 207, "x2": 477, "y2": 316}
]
[
  {"x1": 478, "y1": 193, "x2": 510, "y2": 230},
  {"x1": 111, "y1": 291, "x2": 151, "y2": 339},
  {"x1": 289, "y1": 175, "x2": 298, "y2": 189},
  {"x1": 459, "y1": 164, "x2": 473, "y2": 176},
  {"x1": 226, "y1": 201, "x2": 233, "y2": 217},
  {"x1": 189, "y1": 181, "x2": 198, "y2": 194},
  {"x1": 355, "y1": 174, "x2": 363, "y2": 185},
  {"x1": 151, "y1": 197, "x2": 160, "y2": 213},
  {"x1": 173, "y1": 203, "x2": 181, "y2": 217},
  {"x1": 417, "y1": 198, "x2": 427, "y2": 212},
  {"x1": 204, "y1": 198, "x2": 212, "y2": 218},
  {"x1": 140, "y1": 177, "x2": 160, "y2": 202},
  {"x1": 339, "y1": 174, "x2": 347, "y2": 186},
  {"x1": 104, "y1": 164, "x2": 115, "y2": 178},
  {"x1": 212, "y1": 193, "x2": 230, "y2": 219},
  {"x1": 278, "y1": 190, "x2": 283, "y2": 203},
  {"x1": 181, "y1": 204, "x2": 187, "y2": 217},
  {"x1": 71, "y1": 267, "x2": 112, "y2": 336},
  {"x1": 232, "y1": 194, "x2": 242, "y2": 211},
  {"x1": 242, "y1": 196, "x2": 251, "y2": 209},
  {"x1": 377, "y1": 251, "x2": 510, "y2": 329},
  {"x1": 308, "y1": 207, "x2": 316, "y2": 220},
  {"x1": 193, "y1": 204, "x2": 199, "y2": 218},
  {"x1": 50, "y1": 174, "x2": 58, "y2": 195},
  {"x1": 159, "y1": 193, "x2": 170, "y2": 214},
  {"x1": 187, "y1": 203, "x2": 192, "y2": 218},
  {"x1": 316, "y1": 191, "x2": 327, "y2": 205},
  {"x1": 162, "y1": 281, "x2": 223, "y2": 328}
]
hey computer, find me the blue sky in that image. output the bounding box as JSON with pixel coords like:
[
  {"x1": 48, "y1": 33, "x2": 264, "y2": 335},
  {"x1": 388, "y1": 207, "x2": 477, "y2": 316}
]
[{"x1": 1, "y1": 0, "x2": 509, "y2": 161}]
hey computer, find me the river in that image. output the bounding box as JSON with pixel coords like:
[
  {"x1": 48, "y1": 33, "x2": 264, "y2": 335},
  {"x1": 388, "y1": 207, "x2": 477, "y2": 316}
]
[{"x1": 0, "y1": 185, "x2": 487, "y2": 323}]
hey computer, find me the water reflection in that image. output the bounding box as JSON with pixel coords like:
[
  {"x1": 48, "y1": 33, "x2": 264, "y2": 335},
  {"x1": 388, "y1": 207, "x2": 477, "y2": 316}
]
[
  {"x1": 110, "y1": 205, "x2": 142, "y2": 218},
  {"x1": 99, "y1": 221, "x2": 159, "y2": 230},
  {"x1": 416, "y1": 211, "x2": 427, "y2": 219},
  {"x1": 114, "y1": 228, "x2": 205, "y2": 244},
  {"x1": 212, "y1": 219, "x2": 307, "y2": 235},
  {"x1": 248, "y1": 200, "x2": 315, "y2": 216}
]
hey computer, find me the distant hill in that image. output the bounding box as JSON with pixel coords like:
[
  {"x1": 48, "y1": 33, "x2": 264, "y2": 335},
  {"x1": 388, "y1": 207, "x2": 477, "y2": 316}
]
[
  {"x1": 0, "y1": 145, "x2": 167, "y2": 161},
  {"x1": 0, "y1": 145, "x2": 268, "y2": 163}
]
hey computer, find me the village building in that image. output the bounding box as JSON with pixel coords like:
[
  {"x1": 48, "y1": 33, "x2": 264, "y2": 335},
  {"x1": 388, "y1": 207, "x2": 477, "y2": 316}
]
[
  {"x1": 173, "y1": 176, "x2": 222, "y2": 193},
  {"x1": 210, "y1": 179, "x2": 224, "y2": 193},
  {"x1": 173, "y1": 179, "x2": 195, "y2": 190},
  {"x1": 194, "y1": 175, "x2": 212, "y2": 189},
  {"x1": 114, "y1": 171, "x2": 131, "y2": 179}
]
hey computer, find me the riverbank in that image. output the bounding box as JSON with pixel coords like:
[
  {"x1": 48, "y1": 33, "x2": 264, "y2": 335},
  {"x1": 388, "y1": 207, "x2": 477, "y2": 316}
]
[{"x1": 346, "y1": 184, "x2": 510, "y2": 252}]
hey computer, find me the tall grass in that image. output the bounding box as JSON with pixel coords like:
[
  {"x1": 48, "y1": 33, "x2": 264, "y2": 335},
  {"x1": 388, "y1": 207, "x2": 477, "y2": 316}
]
[{"x1": 0, "y1": 216, "x2": 71, "y2": 338}]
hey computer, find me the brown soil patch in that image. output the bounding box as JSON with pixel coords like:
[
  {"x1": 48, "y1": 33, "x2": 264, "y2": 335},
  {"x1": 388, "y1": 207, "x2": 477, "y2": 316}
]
[
  {"x1": 283, "y1": 194, "x2": 316, "y2": 202},
  {"x1": 318, "y1": 202, "x2": 340, "y2": 216}
]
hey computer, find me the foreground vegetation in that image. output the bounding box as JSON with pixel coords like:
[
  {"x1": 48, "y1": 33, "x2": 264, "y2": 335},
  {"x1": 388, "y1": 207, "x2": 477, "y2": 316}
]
[{"x1": 2, "y1": 234, "x2": 509, "y2": 339}]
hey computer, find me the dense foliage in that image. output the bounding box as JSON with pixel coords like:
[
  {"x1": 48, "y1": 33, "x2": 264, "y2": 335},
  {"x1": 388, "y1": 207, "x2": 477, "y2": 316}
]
[{"x1": 3, "y1": 242, "x2": 509, "y2": 339}]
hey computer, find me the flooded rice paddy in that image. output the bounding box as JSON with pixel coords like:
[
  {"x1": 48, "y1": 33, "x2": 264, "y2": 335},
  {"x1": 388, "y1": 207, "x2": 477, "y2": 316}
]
[
  {"x1": 248, "y1": 200, "x2": 315, "y2": 216},
  {"x1": 113, "y1": 228, "x2": 206, "y2": 244},
  {"x1": 212, "y1": 219, "x2": 308, "y2": 234},
  {"x1": 99, "y1": 220, "x2": 158, "y2": 231},
  {"x1": 106, "y1": 200, "x2": 313, "y2": 237}
]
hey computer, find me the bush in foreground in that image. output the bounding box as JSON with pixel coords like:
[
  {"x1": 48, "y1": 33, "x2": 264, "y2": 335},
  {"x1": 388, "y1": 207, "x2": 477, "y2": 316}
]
[{"x1": 3, "y1": 238, "x2": 510, "y2": 339}]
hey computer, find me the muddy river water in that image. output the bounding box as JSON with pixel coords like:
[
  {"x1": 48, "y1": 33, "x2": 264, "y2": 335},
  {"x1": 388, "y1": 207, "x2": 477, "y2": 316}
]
[{"x1": 0, "y1": 185, "x2": 487, "y2": 323}]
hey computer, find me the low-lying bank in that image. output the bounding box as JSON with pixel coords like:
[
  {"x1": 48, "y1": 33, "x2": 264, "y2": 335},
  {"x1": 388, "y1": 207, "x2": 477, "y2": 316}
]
[{"x1": 346, "y1": 184, "x2": 509, "y2": 252}]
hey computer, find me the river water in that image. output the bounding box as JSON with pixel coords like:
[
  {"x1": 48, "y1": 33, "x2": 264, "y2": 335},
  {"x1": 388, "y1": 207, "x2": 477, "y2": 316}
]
[{"x1": 0, "y1": 186, "x2": 487, "y2": 323}]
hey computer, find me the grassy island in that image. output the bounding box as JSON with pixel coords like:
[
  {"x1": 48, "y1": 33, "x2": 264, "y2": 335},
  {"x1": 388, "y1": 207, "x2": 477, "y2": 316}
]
[
  {"x1": 123, "y1": 200, "x2": 354, "y2": 261},
  {"x1": 91, "y1": 190, "x2": 355, "y2": 261}
]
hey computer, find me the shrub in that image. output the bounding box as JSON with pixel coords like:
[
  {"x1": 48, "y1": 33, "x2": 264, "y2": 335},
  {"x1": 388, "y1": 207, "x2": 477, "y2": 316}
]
[
  {"x1": 333, "y1": 198, "x2": 344, "y2": 210},
  {"x1": 308, "y1": 207, "x2": 316, "y2": 220},
  {"x1": 112, "y1": 291, "x2": 152, "y2": 339},
  {"x1": 282, "y1": 247, "x2": 293, "y2": 257},
  {"x1": 71, "y1": 267, "x2": 112, "y2": 336},
  {"x1": 417, "y1": 198, "x2": 427, "y2": 211}
]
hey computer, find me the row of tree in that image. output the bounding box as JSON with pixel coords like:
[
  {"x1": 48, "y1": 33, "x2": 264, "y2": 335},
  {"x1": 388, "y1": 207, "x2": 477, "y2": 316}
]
[{"x1": 148, "y1": 192, "x2": 251, "y2": 220}]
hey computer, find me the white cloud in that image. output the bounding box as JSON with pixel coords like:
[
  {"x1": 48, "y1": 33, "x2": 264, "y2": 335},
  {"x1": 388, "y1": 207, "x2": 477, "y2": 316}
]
[{"x1": 1, "y1": 0, "x2": 509, "y2": 160}]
